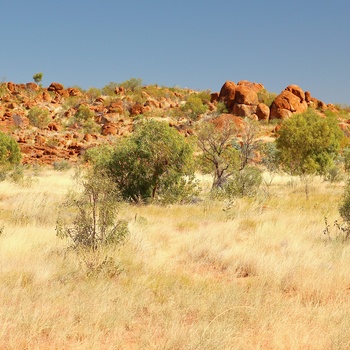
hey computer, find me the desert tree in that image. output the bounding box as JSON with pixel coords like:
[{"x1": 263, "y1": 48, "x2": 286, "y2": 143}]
[
  {"x1": 197, "y1": 121, "x2": 239, "y2": 189},
  {"x1": 104, "y1": 120, "x2": 197, "y2": 203},
  {"x1": 276, "y1": 108, "x2": 343, "y2": 198},
  {"x1": 32, "y1": 72, "x2": 43, "y2": 85}
]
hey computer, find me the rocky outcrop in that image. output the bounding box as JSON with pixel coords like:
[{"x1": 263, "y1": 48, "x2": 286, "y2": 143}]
[
  {"x1": 48, "y1": 82, "x2": 64, "y2": 91},
  {"x1": 218, "y1": 80, "x2": 264, "y2": 118},
  {"x1": 270, "y1": 85, "x2": 308, "y2": 120}
]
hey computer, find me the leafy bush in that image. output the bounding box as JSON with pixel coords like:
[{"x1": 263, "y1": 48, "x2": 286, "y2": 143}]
[
  {"x1": 0, "y1": 131, "x2": 21, "y2": 167},
  {"x1": 56, "y1": 170, "x2": 128, "y2": 251},
  {"x1": 53, "y1": 160, "x2": 71, "y2": 171},
  {"x1": 27, "y1": 106, "x2": 51, "y2": 129},
  {"x1": 105, "y1": 120, "x2": 197, "y2": 203},
  {"x1": 32, "y1": 72, "x2": 43, "y2": 84},
  {"x1": 71, "y1": 105, "x2": 100, "y2": 133},
  {"x1": 276, "y1": 109, "x2": 343, "y2": 176},
  {"x1": 257, "y1": 89, "x2": 277, "y2": 107},
  {"x1": 181, "y1": 94, "x2": 208, "y2": 120},
  {"x1": 224, "y1": 167, "x2": 262, "y2": 198},
  {"x1": 197, "y1": 121, "x2": 239, "y2": 189}
]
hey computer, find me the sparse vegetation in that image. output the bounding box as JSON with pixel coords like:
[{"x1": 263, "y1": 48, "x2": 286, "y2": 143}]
[
  {"x1": 2, "y1": 77, "x2": 350, "y2": 349},
  {"x1": 27, "y1": 106, "x2": 51, "y2": 129},
  {"x1": 32, "y1": 72, "x2": 43, "y2": 85},
  {"x1": 104, "y1": 120, "x2": 197, "y2": 203}
]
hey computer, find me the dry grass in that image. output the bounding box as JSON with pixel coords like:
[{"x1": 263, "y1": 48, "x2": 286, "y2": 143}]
[{"x1": 0, "y1": 170, "x2": 349, "y2": 349}]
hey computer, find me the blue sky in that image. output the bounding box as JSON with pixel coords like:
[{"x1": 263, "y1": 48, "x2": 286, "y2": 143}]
[{"x1": 1, "y1": 0, "x2": 349, "y2": 104}]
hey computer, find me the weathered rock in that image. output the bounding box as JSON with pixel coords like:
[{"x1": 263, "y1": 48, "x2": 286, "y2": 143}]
[
  {"x1": 102, "y1": 122, "x2": 118, "y2": 136},
  {"x1": 219, "y1": 81, "x2": 236, "y2": 110},
  {"x1": 234, "y1": 85, "x2": 259, "y2": 105},
  {"x1": 48, "y1": 82, "x2": 64, "y2": 91},
  {"x1": 232, "y1": 103, "x2": 257, "y2": 117},
  {"x1": 211, "y1": 114, "x2": 246, "y2": 131},
  {"x1": 305, "y1": 91, "x2": 312, "y2": 103},
  {"x1": 108, "y1": 101, "x2": 124, "y2": 114},
  {"x1": 26, "y1": 82, "x2": 40, "y2": 91},
  {"x1": 256, "y1": 103, "x2": 270, "y2": 121},
  {"x1": 42, "y1": 91, "x2": 52, "y2": 102},
  {"x1": 270, "y1": 87, "x2": 308, "y2": 119},
  {"x1": 285, "y1": 84, "x2": 305, "y2": 102},
  {"x1": 310, "y1": 97, "x2": 327, "y2": 110},
  {"x1": 68, "y1": 88, "x2": 82, "y2": 96},
  {"x1": 57, "y1": 89, "x2": 70, "y2": 98},
  {"x1": 237, "y1": 80, "x2": 265, "y2": 93},
  {"x1": 115, "y1": 86, "x2": 125, "y2": 95},
  {"x1": 7, "y1": 82, "x2": 16, "y2": 92},
  {"x1": 210, "y1": 92, "x2": 219, "y2": 103},
  {"x1": 130, "y1": 104, "x2": 144, "y2": 116}
]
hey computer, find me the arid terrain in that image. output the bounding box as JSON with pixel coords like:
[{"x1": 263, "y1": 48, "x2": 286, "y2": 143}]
[
  {"x1": 0, "y1": 169, "x2": 349, "y2": 349},
  {"x1": 1, "y1": 79, "x2": 350, "y2": 349}
]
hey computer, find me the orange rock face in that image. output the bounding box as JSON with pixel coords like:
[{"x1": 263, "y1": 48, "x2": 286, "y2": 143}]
[{"x1": 270, "y1": 85, "x2": 308, "y2": 120}]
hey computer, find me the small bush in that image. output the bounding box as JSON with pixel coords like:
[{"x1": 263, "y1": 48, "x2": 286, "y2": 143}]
[
  {"x1": 181, "y1": 94, "x2": 208, "y2": 120},
  {"x1": 56, "y1": 170, "x2": 128, "y2": 252},
  {"x1": 224, "y1": 167, "x2": 262, "y2": 198},
  {"x1": 27, "y1": 106, "x2": 51, "y2": 129},
  {"x1": 71, "y1": 105, "x2": 100, "y2": 133},
  {"x1": 0, "y1": 131, "x2": 21, "y2": 167},
  {"x1": 53, "y1": 160, "x2": 71, "y2": 171}
]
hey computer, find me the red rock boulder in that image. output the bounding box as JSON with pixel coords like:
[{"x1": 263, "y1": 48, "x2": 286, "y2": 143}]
[
  {"x1": 48, "y1": 82, "x2": 64, "y2": 91},
  {"x1": 218, "y1": 81, "x2": 236, "y2": 110},
  {"x1": 270, "y1": 85, "x2": 308, "y2": 119},
  {"x1": 256, "y1": 103, "x2": 270, "y2": 121}
]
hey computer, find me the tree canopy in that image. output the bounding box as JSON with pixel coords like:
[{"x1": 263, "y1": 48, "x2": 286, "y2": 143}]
[
  {"x1": 276, "y1": 109, "x2": 343, "y2": 176},
  {"x1": 106, "y1": 120, "x2": 196, "y2": 203},
  {"x1": 0, "y1": 131, "x2": 21, "y2": 167}
]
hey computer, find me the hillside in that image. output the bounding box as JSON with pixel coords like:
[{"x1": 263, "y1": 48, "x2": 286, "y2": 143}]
[{"x1": 0, "y1": 79, "x2": 349, "y2": 165}]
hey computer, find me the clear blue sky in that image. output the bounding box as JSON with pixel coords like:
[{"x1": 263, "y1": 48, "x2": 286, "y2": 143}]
[{"x1": 1, "y1": 0, "x2": 349, "y2": 104}]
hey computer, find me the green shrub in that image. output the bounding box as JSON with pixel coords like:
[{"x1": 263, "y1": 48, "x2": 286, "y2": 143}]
[
  {"x1": 181, "y1": 94, "x2": 208, "y2": 120},
  {"x1": 71, "y1": 105, "x2": 100, "y2": 133},
  {"x1": 105, "y1": 120, "x2": 197, "y2": 203},
  {"x1": 257, "y1": 89, "x2": 277, "y2": 107},
  {"x1": 27, "y1": 106, "x2": 51, "y2": 129},
  {"x1": 0, "y1": 131, "x2": 22, "y2": 177},
  {"x1": 276, "y1": 109, "x2": 343, "y2": 176},
  {"x1": 56, "y1": 170, "x2": 128, "y2": 252},
  {"x1": 53, "y1": 160, "x2": 71, "y2": 171},
  {"x1": 224, "y1": 167, "x2": 262, "y2": 198}
]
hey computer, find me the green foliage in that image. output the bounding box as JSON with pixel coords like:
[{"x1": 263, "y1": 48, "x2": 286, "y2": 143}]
[
  {"x1": 232, "y1": 119, "x2": 261, "y2": 170},
  {"x1": 260, "y1": 142, "x2": 280, "y2": 173},
  {"x1": 102, "y1": 82, "x2": 118, "y2": 96},
  {"x1": 197, "y1": 121, "x2": 239, "y2": 189},
  {"x1": 102, "y1": 78, "x2": 143, "y2": 96},
  {"x1": 336, "y1": 180, "x2": 350, "y2": 241},
  {"x1": 86, "y1": 87, "x2": 102, "y2": 102},
  {"x1": 216, "y1": 102, "x2": 228, "y2": 115},
  {"x1": 276, "y1": 109, "x2": 343, "y2": 176},
  {"x1": 53, "y1": 160, "x2": 71, "y2": 171},
  {"x1": 0, "y1": 131, "x2": 21, "y2": 168},
  {"x1": 27, "y1": 106, "x2": 51, "y2": 129},
  {"x1": 0, "y1": 83, "x2": 8, "y2": 97},
  {"x1": 32, "y1": 72, "x2": 43, "y2": 84},
  {"x1": 324, "y1": 165, "x2": 344, "y2": 183},
  {"x1": 224, "y1": 167, "x2": 262, "y2": 198},
  {"x1": 119, "y1": 78, "x2": 143, "y2": 92},
  {"x1": 71, "y1": 105, "x2": 100, "y2": 133},
  {"x1": 181, "y1": 94, "x2": 208, "y2": 120},
  {"x1": 106, "y1": 120, "x2": 196, "y2": 203},
  {"x1": 56, "y1": 170, "x2": 128, "y2": 252},
  {"x1": 257, "y1": 89, "x2": 277, "y2": 107}
]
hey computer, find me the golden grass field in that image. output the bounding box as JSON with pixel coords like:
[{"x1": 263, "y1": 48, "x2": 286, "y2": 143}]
[{"x1": 0, "y1": 169, "x2": 349, "y2": 349}]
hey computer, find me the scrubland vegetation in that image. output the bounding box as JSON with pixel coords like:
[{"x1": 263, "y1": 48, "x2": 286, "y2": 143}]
[
  {"x1": 0, "y1": 167, "x2": 350, "y2": 349},
  {"x1": 2, "y1": 78, "x2": 350, "y2": 348}
]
